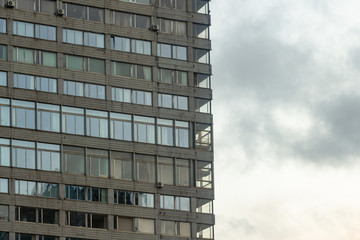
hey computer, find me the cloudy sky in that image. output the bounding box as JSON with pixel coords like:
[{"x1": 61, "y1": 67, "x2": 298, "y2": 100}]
[{"x1": 211, "y1": 0, "x2": 360, "y2": 239}]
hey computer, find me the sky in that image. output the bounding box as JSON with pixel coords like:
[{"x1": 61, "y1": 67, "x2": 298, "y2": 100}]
[{"x1": 211, "y1": 0, "x2": 360, "y2": 239}]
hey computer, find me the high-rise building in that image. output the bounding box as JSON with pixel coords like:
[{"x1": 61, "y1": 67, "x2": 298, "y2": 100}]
[{"x1": 0, "y1": 0, "x2": 213, "y2": 239}]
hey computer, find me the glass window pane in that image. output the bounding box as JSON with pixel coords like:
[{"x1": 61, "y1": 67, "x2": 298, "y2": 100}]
[
  {"x1": 0, "y1": 178, "x2": 8, "y2": 193},
  {"x1": 0, "y1": 72, "x2": 6, "y2": 86},
  {"x1": 65, "y1": 55, "x2": 83, "y2": 71},
  {"x1": 42, "y1": 51, "x2": 57, "y2": 67},
  {"x1": 0, "y1": 19, "x2": 6, "y2": 33},
  {"x1": 88, "y1": 58, "x2": 105, "y2": 74},
  {"x1": 66, "y1": 3, "x2": 84, "y2": 19}
]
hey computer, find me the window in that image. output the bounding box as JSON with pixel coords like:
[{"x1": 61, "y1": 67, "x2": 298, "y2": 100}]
[
  {"x1": 85, "y1": 83, "x2": 105, "y2": 99},
  {"x1": 39, "y1": 236, "x2": 59, "y2": 240},
  {"x1": 17, "y1": 206, "x2": 37, "y2": 223},
  {"x1": 193, "y1": 23, "x2": 209, "y2": 39},
  {"x1": 63, "y1": 29, "x2": 104, "y2": 48},
  {"x1": 0, "y1": 232, "x2": 8, "y2": 240},
  {"x1": 0, "y1": 205, "x2": 8, "y2": 221},
  {"x1": 0, "y1": 98, "x2": 10, "y2": 126},
  {"x1": 111, "y1": 36, "x2": 130, "y2": 52},
  {"x1": 157, "y1": 18, "x2": 186, "y2": 36},
  {"x1": 63, "y1": 3, "x2": 104, "y2": 22},
  {"x1": 63, "y1": 55, "x2": 105, "y2": 74},
  {"x1": 112, "y1": 151, "x2": 132, "y2": 180},
  {"x1": 193, "y1": 48, "x2": 210, "y2": 64},
  {"x1": 84, "y1": 32, "x2": 105, "y2": 48},
  {"x1": 110, "y1": 113, "x2": 132, "y2": 141},
  {"x1": 112, "y1": 11, "x2": 150, "y2": 29},
  {"x1": 176, "y1": 159, "x2": 190, "y2": 186},
  {"x1": 196, "y1": 161, "x2": 212, "y2": 188},
  {"x1": 195, "y1": 123, "x2": 212, "y2": 150},
  {"x1": 111, "y1": 87, "x2": 131, "y2": 103},
  {"x1": 0, "y1": 18, "x2": 6, "y2": 33},
  {"x1": 195, "y1": 73, "x2": 211, "y2": 88},
  {"x1": 135, "y1": 154, "x2": 155, "y2": 182},
  {"x1": 13, "y1": 21, "x2": 56, "y2": 41},
  {"x1": 15, "y1": 207, "x2": 59, "y2": 224},
  {"x1": 158, "y1": 68, "x2": 187, "y2": 85},
  {"x1": 0, "y1": 138, "x2": 10, "y2": 167},
  {"x1": 0, "y1": 45, "x2": 6, "y2": 60},
  {"x1": 15, "y1": 233, "x2": 35, "y2": 240},
  {"x1": 160, "y1": 195, "x2": 190, "y2": 211},
  {"x1": 120, "y1": 0, "x2": 150, "y2": 5},
  {"x1": 0, "y1": 178, "x2": 8, "y2": 193},
  {"x1": 13, "y1": 21, "x2": 34, "y2": 37},
  {"x1": 114, "y1": 216, "x2": 133, "y2": 231},
  {"x1": 111, "y1": 87, "x2": 152, "y2": 106},
  {"x1": 196, "y1": 199, "x2": 213, "y2": 214},
  {"x1": 13, "y1": 73, "x2": 34, "y2": 90},
  {"x1": 66, "y1": 211, "x2": 86, "y2": 227},
  {"x1": 157, "y1": 0, "x2": 186, "y2": 11},
  {"x1": 65, "y1": 185, "x2": 85, "y2": 200},
  {"x1": 63, "y1": 80, "x2": 84, "y2": 97},
  {"x1": 87, "y1": 148, "x2": 109, "y2": 177},
  {"x1": 91, "y1": 214, "x2": 107, "y2": 229},
  {"x1": 175, "y1": 121, "x2": 189, "y2": 148},
  {"x1": 0, "y1": 71, "x2": 6, "y2": 86},
  {"x1": 66, "y1": 212, "x2": 107, "y2": 229},
  {"x1": 65, "y1": 185, "x2": 107, "y2": 203},
  {"x1": 37, "y1": 143, "x2": 60, "y2": 172},
  {"x1": 63, "y1": 29, "x2": 83, "y2": 45},
  {"x1": 157, "y1": 119, "x2": 174, "y2": 146},
  {"x1": 37, "y1": 103, "x2": 60, "y2": 132},
  {"x1": 158, "y1": 94, "x2": 188, "y2": 110},
  {"x1": 14, "y1": 180, "x2": 36, "y2": 196},
  {"x1": 160, "y1": 221, "x2": 191, "y2": 237},
  {"x1": 133, "y1": 90, "x2": 150, "y2": 105},
  {"x1": 137, "y1": 91, "x2": 153, "y2": 106},
  {"x1": 63, "y1": 146, "x2": 85, "y2": 175},
  {"x1": 158, "y1": 157, "x2": 173, "y2": 185},
  {"x1": 60, "y1": 82, "x2": 87, "y2": 97},
  {"x1": 66, "y1": 238, "x2": 88, "y2": 240},
  {"x1": 13, "y1": 47, "x2": 33, "y2": 64},
  {"x1": 111, "y1": 61, "x2": 152, "y2": 80},
  {"x1": 86, "y1": 110, "x2": 108, "y2": 138},
  {"x1": 37, "y1": 76, "x2": 57, "y2": 92},
  {"x1": 114, "y1": 190, "x2": 154, "y2": 208},
  {"x1": 16, "y1": 0, "x2": 56, "y2": 14},
  {"x1": 197, "y1": 224, "x2": 214, "y2": 239},
  {"x1": 195, "y1": 98, "x2": 211, "y2": 113},
  {"x1": 12, "y1": 140, "x2": 36, "y2": 169},
  {"x1": 35, "y1": 24, "x2": 56, "y2": 41},
  {"x1": 37, "y1": 182, "x2": 59, "y2": 198},
  {"x1": 111, "y1": 36, "x2": 151, "y2": 55},
  {"x1": 13, "y1": 47, "x2": 56, "y2": 67},
  {"x1": 14, "y1": 73, "x2": 57, "y2": 93},
  {"x1": 62, "y1": 106, "x2": 85, "y2": 135},
  {"x1": 86, "y1": 187, "x2": 107, "y2": 203},
  {"x1": 134, "y1": 116, "x2": 155, "y2": 144},
  {"x1": 134, "y1": 218, "x2": 155, "y2": 234},
  {"x1": 192, "y1": 0, "x2": 209, "y2": 14}
]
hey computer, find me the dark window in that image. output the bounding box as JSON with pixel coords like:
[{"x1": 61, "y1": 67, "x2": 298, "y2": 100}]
[{"x1": 16, "y1": 207, "x2": 36, "y2": 222}]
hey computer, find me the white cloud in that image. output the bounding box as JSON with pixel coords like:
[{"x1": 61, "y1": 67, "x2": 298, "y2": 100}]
[{"x1": 211, "y1": 0, "x2": 360, "y2": 239}]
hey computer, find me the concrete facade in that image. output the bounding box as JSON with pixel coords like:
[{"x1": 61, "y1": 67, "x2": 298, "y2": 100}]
[{"x1": 0, "y1": 0, "x2": 214, "y2": 239}]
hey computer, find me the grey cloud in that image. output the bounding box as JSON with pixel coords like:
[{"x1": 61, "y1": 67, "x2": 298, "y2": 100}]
[
  {"x1": 212, "y1": 9, "x2": 315, "y2": 102},
  {"x1": 212, "y1": 2, "x2": 360, "y2": 165},
  {"x1": 293, "y1": 94, "x2": 360, "y2": 163}
]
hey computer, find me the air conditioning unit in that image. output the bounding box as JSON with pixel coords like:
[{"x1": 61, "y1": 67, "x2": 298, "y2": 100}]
[
  {"x1": 157, "y1": 182, "x2": 164, "y2": 188},
  {"x1": 150, "y1": 24, "x2": 159, "y2": 32},
  {"x1": 5, "y1": 0, "x2": 15, "y2": 8},
  {"x1": 57, "y1": 8, "x2": 64, "y2": 16}
]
